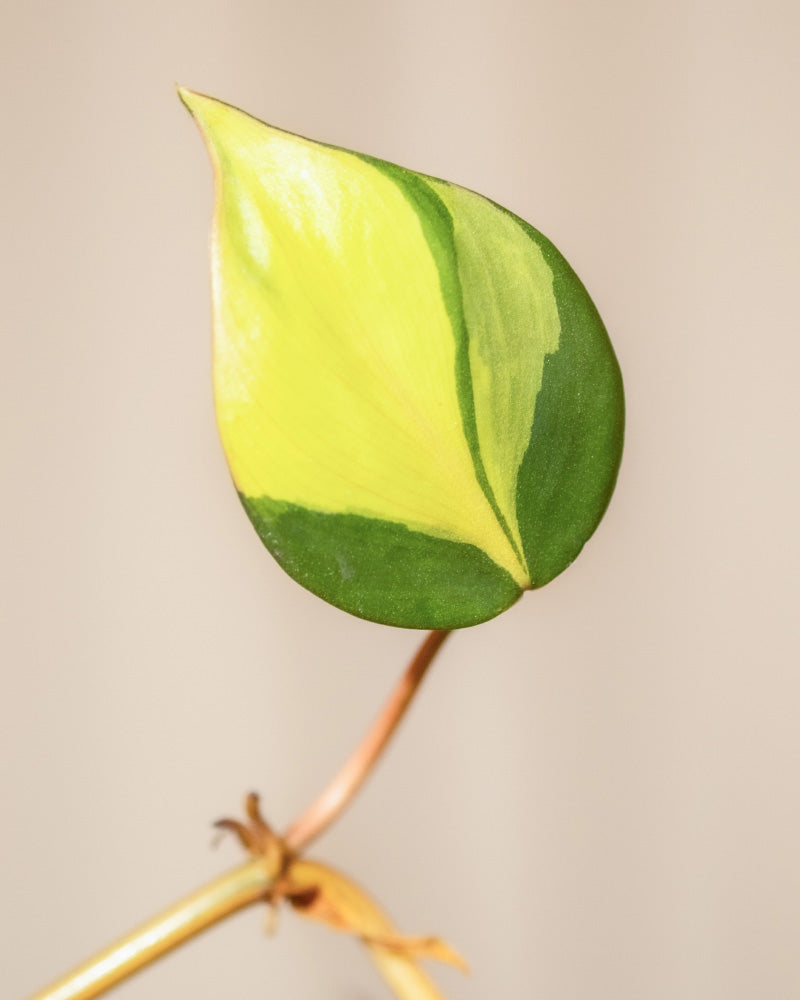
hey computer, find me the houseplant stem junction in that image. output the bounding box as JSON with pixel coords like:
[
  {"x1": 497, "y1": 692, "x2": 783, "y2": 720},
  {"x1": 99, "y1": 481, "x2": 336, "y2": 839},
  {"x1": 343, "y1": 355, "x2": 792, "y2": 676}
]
[{"x1": 27, "y1": 630, "x2": 450, "y2": 1000}]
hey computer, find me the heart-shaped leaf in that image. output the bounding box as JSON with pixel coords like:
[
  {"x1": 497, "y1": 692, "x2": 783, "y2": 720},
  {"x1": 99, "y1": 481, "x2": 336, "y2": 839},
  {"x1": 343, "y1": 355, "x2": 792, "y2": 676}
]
[{"x1": 180, "y1": 89, "x2": 624, "y2": 629}]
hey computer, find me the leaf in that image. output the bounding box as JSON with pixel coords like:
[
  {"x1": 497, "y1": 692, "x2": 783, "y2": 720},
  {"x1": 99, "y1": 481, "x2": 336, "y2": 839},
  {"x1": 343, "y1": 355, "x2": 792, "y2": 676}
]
[{"x1": 180, "y1": 88, "x2": 624, "y2": 629}]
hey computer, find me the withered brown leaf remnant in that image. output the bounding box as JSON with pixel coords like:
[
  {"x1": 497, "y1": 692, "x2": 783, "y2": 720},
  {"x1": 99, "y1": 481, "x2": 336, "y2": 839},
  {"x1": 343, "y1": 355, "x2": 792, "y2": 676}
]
[{"x1": 217, "y1": 793, "x2": 467, "y2": 1000}]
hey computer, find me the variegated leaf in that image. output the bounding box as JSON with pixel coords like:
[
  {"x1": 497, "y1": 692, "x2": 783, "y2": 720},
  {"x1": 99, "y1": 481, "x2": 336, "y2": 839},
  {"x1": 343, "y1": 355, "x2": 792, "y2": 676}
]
[{"x1": 180, "y1": 89, "x2": 624, "y2": 628}]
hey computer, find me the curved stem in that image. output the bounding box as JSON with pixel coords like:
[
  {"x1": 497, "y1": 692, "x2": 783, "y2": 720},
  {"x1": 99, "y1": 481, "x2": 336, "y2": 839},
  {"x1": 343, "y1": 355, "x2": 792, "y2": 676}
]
[
  {"x1": 25, "y1": 859, "x2": 274, "y2": 1000},
  {"x1": 283, "y1": 629, "x2": 451, "y2": 853}
]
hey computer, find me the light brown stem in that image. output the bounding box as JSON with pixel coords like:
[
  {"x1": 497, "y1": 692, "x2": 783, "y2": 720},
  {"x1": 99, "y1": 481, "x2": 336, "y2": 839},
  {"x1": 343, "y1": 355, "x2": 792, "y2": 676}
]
[
  {"x1": 283, "y1": 629, "x2": 451, "y2": 853},
  {"x1": 25, "y1": 859, "x2": 274, "y2": 1000}
]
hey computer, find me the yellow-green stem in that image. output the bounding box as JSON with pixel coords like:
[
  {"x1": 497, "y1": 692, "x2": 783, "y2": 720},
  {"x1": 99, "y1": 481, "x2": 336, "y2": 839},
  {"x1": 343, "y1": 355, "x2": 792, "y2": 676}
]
[{"x1": 25, "y1": 859, "x2": 274, "y2": 1000}]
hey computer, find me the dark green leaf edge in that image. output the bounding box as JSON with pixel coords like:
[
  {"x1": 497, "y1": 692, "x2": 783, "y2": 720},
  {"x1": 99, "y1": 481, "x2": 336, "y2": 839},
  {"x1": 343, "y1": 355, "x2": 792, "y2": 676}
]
[
  {"x1": 505, "y1": 211, "x2": 625, "y2": 585},
  {"x1": 241, "y1": 495, "x2": 523, "y2": 629}
]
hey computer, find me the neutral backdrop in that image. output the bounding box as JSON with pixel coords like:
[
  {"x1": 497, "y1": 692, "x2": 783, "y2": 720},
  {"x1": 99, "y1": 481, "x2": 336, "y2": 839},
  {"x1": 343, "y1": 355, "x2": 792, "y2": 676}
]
[{"x1": 2, "y1": 2, "x2": 798, "y2": 998}]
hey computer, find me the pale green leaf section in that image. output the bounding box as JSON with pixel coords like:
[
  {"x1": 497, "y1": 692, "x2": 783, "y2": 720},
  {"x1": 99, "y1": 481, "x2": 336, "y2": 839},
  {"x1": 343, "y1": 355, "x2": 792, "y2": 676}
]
[
  {"x1": 428, "y1": 180, "x2": 560, "y2": 561},
  {"x1": 180, "y1": 90, "x2": 526, "y2": 587}
]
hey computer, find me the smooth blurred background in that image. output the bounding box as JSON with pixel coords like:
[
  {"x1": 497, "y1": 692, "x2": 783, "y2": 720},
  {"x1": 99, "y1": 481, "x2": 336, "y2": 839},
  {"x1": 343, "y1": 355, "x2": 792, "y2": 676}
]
[{"x1": 2, "y1": 2, "x2": 798, "y2": 998}]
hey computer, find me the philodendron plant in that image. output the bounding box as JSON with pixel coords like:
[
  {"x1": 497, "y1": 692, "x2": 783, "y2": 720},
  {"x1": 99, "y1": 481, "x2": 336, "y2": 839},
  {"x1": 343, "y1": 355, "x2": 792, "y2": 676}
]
[{"x1": 28, "y1": 91, "x2": 624, "y2": 1000}]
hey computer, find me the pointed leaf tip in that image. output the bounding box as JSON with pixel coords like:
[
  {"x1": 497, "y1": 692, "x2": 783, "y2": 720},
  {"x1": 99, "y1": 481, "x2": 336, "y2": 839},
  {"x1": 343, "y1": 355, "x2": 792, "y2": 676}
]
[
  {"x1": 176, "y1": 84, "x2": 200, "y2": 115},
  {"x1": 186, "y1": 92, "x2": 624, "y2": 629}
]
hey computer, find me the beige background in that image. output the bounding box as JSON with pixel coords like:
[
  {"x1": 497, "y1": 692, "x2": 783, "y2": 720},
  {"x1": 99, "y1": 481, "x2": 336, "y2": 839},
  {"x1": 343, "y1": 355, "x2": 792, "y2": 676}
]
[{"x1": 2, "y1": 1, "x2": 798, "y2": 998}]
